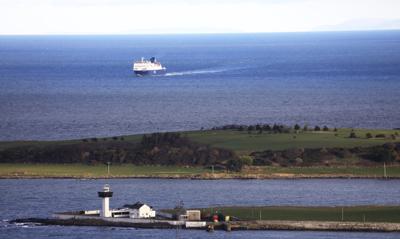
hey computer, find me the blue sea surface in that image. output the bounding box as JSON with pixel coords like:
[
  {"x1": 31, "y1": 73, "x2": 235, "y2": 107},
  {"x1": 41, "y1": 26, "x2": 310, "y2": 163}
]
[
  {"x1": 1, "y1": 179, "x2": 400, "y2": 239},
  {"x1": 0, "y1": 31, "x2": 400, "y2": 140}
]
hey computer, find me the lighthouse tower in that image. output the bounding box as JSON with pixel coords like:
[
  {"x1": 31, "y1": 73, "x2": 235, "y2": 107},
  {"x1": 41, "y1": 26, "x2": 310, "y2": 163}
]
[{"x1": 98, "y1": 184, "x2": 113, "y2": 218}]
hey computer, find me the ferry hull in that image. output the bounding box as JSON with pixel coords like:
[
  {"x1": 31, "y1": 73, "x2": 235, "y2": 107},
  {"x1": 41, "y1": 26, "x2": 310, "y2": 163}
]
[{"x1": 134, "y1": 69, "x2": 165, "y2": 76}]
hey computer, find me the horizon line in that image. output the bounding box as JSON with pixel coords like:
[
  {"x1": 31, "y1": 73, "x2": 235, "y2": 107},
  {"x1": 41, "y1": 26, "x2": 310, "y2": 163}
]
[{"x1": 1, "y1": 29, "x2": 400, "y2": 37}]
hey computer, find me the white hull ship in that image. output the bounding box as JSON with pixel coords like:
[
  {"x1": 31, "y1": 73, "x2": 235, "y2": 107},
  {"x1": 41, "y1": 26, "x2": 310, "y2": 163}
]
[{"x1": 133, "y1": 57, "x2": 166, "y2": 76}]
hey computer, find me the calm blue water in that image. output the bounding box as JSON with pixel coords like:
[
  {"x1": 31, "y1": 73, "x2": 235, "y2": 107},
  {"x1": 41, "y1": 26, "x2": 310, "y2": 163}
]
[
  {"x1": 1, "y1": 31, "x2": 400, "y2": 140},
  {"x1": 1, "y1": 179, "x2": 400, "y2": 238}
]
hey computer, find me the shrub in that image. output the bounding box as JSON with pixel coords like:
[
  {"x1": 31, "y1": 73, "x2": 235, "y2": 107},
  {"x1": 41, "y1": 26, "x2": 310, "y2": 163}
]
[
  {"x1": 226, "y1": 159, "x2": 243, "y2": 172},
  {"x1": 367, "y1": 147, "x2": 398, "y2": 162},
  {"x1": 349, "y1": 132, "x2": 357, "y2": 138},
  {"x1": 375, "y1": 134, "x2": 386, "y2": 138},
  {"x1": 239, "y1": 155, "x2": 253, "y2": 166},
  {"x1": 366, "y1": 133, "x2": 373, "y2": 139}
]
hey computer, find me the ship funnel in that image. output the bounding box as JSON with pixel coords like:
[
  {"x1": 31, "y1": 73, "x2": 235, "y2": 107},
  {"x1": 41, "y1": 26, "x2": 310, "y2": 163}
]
[{"x1": 150, "y1": 57, "x2": 156, "y2": 63}]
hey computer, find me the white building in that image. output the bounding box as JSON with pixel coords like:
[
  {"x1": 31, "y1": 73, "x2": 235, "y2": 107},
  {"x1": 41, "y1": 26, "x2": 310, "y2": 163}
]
[
  {"x1": 95, "y1": 185, "x2": 156, "y2": 219},
  {"x1": 123, "y1": 202, "x2": 156, "y2": 219}
]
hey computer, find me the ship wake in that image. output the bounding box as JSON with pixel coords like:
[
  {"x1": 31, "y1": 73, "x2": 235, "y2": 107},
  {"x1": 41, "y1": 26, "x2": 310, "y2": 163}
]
[{"x1": 163, "y1": 68, "x2": 230, "y2": 77}]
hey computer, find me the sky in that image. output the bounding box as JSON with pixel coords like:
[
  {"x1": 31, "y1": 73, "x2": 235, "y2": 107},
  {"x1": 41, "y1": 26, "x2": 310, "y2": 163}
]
[{"x1": 0, "y1": 0, "x2": 400, "y2": 35}]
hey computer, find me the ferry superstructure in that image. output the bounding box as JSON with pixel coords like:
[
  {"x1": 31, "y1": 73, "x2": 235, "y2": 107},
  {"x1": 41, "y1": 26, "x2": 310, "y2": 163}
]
[{"x1": 133, "y1": 57, "x2": 166, "y2": 76}]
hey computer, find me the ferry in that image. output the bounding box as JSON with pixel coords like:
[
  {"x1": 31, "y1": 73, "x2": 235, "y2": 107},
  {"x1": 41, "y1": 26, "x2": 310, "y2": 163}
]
[{"x1": 133, "y1": 57, "x2": 166, "y2": 76}]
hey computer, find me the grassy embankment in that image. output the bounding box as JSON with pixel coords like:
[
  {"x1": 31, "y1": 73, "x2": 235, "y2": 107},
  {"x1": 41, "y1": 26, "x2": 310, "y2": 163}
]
[
  {"x1": 1, "y1": 128, "x2": 399, "y2": 178},
  {"x1": 0, "y1": 164, "x2": 210, "y2": 178},
  {"x1": 192, "y1": 206, "x2": 400, "y2": 223},
  {"x1": 1, "y1": 163, "x2": 400, "y2": 178}
]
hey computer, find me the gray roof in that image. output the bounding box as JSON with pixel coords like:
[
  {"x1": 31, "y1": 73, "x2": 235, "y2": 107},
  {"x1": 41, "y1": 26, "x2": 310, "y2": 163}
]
[{"x1": 123, "y1": 201, "x2": 152, "y2": 209}]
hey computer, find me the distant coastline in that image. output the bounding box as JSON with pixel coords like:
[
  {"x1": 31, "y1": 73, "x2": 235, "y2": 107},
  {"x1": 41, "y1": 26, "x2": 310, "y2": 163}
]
[{"x1": 1, "y1": 125, "x2": 399, "y2": 180}]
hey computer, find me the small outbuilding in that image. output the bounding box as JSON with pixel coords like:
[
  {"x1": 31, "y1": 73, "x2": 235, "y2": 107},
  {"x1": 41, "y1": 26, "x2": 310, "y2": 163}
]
[
  {"x1": 178, "y1": 210, "x2": 201, "y2": 221},
  {"x1": 123, "y1": 202, "x2": 156, "y2": 219}
]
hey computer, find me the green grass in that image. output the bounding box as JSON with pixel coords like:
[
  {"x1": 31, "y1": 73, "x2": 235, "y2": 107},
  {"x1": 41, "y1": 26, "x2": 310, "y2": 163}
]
[
  {"x1": 0, "y1": 135, "x2": 143, "y2": 151},
  {"x1": 195, "y1": 206, "x2": 400, "y2": 223},
  {"x1": 260, "y1": 166, "x2": 400, "y2": 177},
  {"x1": 0, "y1": 163, "x2": 210, "y2": 178},
  {"x1": 1, "y1": 128, "x2": 398, "y2": 154},
  {"x1": 185, "y1": 128, "x2": 400, "y2": 155},
  {"x1": 2, "y1": 164, "x2": 400, "y2": 178}
]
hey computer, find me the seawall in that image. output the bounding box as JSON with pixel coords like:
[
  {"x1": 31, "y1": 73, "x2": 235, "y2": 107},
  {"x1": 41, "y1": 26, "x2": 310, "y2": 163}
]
[{"x1": 11, "y1": 218, "x2": 400, "y2": 232}]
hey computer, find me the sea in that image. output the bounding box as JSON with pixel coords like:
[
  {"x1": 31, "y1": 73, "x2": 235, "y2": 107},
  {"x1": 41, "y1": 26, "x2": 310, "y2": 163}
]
[
  {"x1": 1, "y1": 179, "x2": 400, "y2": 239},
  {"x1": 1, "y1": 32, "x2": 400, "y2": 238},
  {"x1": 1, "y1": 31, "x2": 400, "y2": 140}
]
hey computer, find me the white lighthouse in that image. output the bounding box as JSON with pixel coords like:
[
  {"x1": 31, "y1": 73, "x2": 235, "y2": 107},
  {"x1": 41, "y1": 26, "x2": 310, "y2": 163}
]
[{"x1": 98, "y1": 184, "x2": 113, "y2": 218}]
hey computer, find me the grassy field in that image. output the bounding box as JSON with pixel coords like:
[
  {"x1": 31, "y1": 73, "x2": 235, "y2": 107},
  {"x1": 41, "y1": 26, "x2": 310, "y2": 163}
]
[
  {"x1": 185, "y1": 128, "x2": 400, "y2": 155},
  {"x1": 1, "y1": 128, "x2": 398, "y2": 154},
  {"x1": 195, "y1": 206, "x2": 400, "y2": 223},
  {"x1": 0, "y1": 163, "x2": 210, "y2": 178},
  {"x1": 2, "y1": 163, "x2": 400, "y2": 178},
  {"x1": 260, "y1": 165, "x2": 400, "y2": 177}
]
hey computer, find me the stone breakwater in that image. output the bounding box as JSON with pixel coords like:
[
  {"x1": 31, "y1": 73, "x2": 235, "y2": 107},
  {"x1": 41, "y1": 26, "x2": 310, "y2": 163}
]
[
  {"x1": 226, "y1": 220, "x2": 400, "y2": 232},
  {"x1": 11, "y1": 218, "x2": 400, "y2": 232}
]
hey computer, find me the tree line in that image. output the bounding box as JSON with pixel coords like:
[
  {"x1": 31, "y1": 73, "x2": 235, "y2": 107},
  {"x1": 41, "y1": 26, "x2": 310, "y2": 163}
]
[
  {"x1": 0, "y1": 132, "x2": 241, "y2": 171},
  {"x1": 211, "y1": 124, "x2": 336, "y2": 134}
]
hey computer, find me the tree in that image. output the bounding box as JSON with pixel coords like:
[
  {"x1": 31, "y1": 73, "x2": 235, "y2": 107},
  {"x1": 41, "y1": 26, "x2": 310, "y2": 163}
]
[
  {"x1": 294, "y1": 124, "x2": 300, "y2": 131},
  {"x1": 368, "y1": 146, "x2": 398, "y2": 163},
  {"x1": 323, "y1": 126, "x2": 329, "y2": 131},
  {"x1": 255, "y1": 124, "x2": 262, "y2": 131},
  {"x1": 314, "y1": 126, "x2": 321, "y2": 131},
  {"x1": 349, "y1": 131, "x2": 357, "y2": 138},
  {"x1": 240, "y1": 155, "x2": 253, "y2": 166},
  {"x1": 272, "y1": 124, "x2": 280, "y2": 133},
  {"x1": 263, "y1": 124, "x2": 271, "y2": 131},
  {"x1": 226, "y1": 159, "x2": 243, "y2": 172},
  {"x1": 366, "y1": 132, "x2": 373, "y2": 139}
]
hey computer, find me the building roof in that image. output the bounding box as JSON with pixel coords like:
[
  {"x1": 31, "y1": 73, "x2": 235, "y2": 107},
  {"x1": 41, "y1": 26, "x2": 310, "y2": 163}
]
[{"x1": 123, "y1": 201, "x2": 152, "y2": 209}]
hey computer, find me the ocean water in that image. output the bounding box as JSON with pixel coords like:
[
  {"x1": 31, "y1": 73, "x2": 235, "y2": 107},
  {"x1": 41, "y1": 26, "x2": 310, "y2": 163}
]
[
  {"x1": 0, "y1": 31, "x2": 400, "y2": 140},
  {"x1": 1, "y1": 179, "x2": 400, "y2": 239}
]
